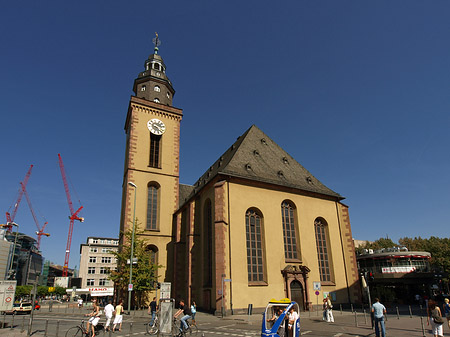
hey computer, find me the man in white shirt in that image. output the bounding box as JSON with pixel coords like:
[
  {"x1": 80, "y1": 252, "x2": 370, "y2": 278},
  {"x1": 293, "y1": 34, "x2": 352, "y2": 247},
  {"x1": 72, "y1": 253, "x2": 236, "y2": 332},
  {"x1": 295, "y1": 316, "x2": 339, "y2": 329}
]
[{"x1": 104, "y1": 300, "x2": 115, "y2": 331}]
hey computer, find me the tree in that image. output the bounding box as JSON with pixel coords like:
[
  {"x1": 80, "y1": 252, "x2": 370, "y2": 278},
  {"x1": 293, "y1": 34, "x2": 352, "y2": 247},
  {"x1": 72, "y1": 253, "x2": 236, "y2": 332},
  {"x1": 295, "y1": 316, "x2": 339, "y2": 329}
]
[
  {"x1": 355, "y1": 237, "x2": 397, "y2": 254},
  {"x1": 37, "y1": 286, "x2": 49, "y2": 297},
  {"x1": 109, "y1": 224, "x2": 160, "y2": 308},
  {"x1": 15, "y1": 285, "x2": 32, "y2": 299}
]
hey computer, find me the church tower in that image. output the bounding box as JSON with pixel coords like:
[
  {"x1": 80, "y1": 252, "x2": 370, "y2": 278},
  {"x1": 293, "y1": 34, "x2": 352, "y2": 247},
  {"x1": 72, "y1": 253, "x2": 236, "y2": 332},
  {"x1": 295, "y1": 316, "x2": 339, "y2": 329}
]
[{"x1": 120, "y1": 34, "x2": 182, "y2": 286}]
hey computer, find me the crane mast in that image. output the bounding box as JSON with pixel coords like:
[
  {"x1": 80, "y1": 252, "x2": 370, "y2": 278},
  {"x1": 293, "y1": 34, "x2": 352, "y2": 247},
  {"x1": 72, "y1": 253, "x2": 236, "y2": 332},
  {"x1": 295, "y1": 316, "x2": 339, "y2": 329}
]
[
  {"x1": 58, "y1": 154, "x2": 84, "y2": 277},
  {"x1": 5, "y1": 165, "x2": 33, "y2": 229}
]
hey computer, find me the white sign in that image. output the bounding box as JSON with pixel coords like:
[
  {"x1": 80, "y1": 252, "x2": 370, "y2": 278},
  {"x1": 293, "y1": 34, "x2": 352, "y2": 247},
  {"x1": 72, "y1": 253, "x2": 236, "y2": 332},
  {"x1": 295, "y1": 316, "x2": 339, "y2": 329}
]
[
  {"x1": 382, "y1": 266, "x2": 416, "y2": 274},
  {"x1": 89, "y1": 287, "x2": 114, "y2": 297},
  {"x1": 160, "y1": 282, "x2": 171, "y2": 299},
  {"x1": 0, "y1": 281, "x2": 16, "y2": 312},
  {"x1": 55, "y1": 277, "x2": 69, "y2": 288},
  {"x1": 128, "y1": 284, "x2": 133, "y2": 292},
  {"x1": 224, "y1": 279, "x2": 232, "y2": 282},
  {"x1": 313, "y1": 282, "x2": 321, "y2": 291}
]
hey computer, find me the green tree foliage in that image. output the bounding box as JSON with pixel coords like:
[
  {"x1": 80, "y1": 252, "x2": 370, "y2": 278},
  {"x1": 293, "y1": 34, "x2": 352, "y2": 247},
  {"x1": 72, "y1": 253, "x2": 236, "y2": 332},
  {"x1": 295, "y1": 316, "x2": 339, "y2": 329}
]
[
  {"x1": 37, "y1": 286, "x2": 49, "y2": 297},
  {"x1": 54, "y1": 286, "x2": 67, "y2": 296},
  {"x1": 109, "y1": 224, "x2": 160, "y2": 307},
  {"x1": 355, "y1": 237, "x2": 397, "y2": 254},
  {"x1": 399, "y1": 236, "x2": 450, "y2": 276},
  {"x1": 15, "y1": 285, "x2": 32, "y2": 299}
]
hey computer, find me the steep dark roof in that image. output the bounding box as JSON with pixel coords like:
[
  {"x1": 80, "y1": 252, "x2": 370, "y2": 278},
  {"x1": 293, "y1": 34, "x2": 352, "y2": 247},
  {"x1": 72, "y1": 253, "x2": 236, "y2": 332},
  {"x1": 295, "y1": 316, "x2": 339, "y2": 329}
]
[
  {"x1": 179, "y1": 125, "x2": 342, "y2": 208},
  {"x1": 179, "y1": 184, "x2": 195, "y2": 207}
]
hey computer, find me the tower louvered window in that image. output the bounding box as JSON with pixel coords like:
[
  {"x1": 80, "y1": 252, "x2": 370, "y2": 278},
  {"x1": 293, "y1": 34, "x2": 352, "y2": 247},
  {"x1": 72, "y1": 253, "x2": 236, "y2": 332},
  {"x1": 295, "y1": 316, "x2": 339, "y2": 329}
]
[
  {"x1": 149, "y1": 134, "x2": 161, "y2": 168},
  {"x1": 146, "y1": 184, "x2": 158, "y2": 230}
]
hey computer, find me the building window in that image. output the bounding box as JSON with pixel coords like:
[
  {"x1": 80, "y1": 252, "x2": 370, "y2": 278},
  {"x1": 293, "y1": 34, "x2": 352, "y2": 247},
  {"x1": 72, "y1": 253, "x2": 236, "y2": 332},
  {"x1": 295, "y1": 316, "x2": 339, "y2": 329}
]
[
  {"x1": 100, "y1": 267, "x2": 109, "y2": 274},
  {"x1": 245, "y1": 209, "x2": 266, "y2": 284},
  {"x1": 101, "y1": 248, "x2": 110, "y2": 253},
  {"x1": 149, "y1": 134, "x2": 161, "y2": 168},
  {"x1": 99, "y1": 279, "x2": 108, "y2": 286},
  {"x1": 282, "y1": 201, "x2": 299, "y2": 261},
  {"x1": 89, "y1": 248, "x2": 98, "y2": 253},
  {"x1": 88, "y1": 267, "x2": 95, "y2": 274},
  {"x1": 89, "y1": 256, "x2": 97, "y2": 263},
  {"x1": 87, "y1": 279, "x2": 94, "y2": 286},
  {"x1": 146, "y1": 245, "x2": 158, "y2": 265},
  {"x1": 146, "y1": 184, "x2": 159, "y2": 230},
  {"x1": 203, "y1": 199, "x2": 213, "y2": 287},
  {"x1": 141, "y1": 85, "x2": 146, "y2": 91},
  {"x1": 154, "y1": 85, "x2": 160, "y2": 92},
  {"x1": 101, "y1": 257, "x2": 112, "y2": 264},
  {"x1": 166, "y1": 92, "x2": 170, "y2": 99},
  {"x1": 314, "y1": 218, "x2": 333, "y2": 283}
]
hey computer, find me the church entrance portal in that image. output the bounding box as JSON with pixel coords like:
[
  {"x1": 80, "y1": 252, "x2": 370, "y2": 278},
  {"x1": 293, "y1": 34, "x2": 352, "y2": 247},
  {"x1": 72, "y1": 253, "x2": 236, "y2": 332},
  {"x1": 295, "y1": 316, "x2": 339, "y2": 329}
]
[{"x1": 290, "y1": 280, "x2": 304, "y2": 311}]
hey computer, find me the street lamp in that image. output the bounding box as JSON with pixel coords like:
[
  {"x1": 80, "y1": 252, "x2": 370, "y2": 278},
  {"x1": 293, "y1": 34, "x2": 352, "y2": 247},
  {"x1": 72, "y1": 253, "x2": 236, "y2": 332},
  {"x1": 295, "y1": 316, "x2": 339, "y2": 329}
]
[{"x1": 127, "y1": 181, "x2": 137, "y2": 314}]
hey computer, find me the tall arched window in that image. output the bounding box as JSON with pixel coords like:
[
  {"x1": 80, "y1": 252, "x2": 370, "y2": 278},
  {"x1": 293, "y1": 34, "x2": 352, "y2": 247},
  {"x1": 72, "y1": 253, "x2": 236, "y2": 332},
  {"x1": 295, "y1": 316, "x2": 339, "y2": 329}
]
[
  {"x1": 203, "y1": 199, "x2": 213, "y2": 287},
  {"x1": 149, "y1": 134, "x2": 161, "y2": 168},
  {"x1": 314, "y1": 218, "x2": 333, "y2": 282},
  {"x1": 146, "y1": 184, "x2": 159, "y2": 230},
  {"x1": 282, "y1": 201, "x2": 300, "y2": 261},
  {"x1": 147, "y1": 245, "x2": 158, "y2": 265},
  {"x1": 245, "y1": 209, "x2": 266, "y2": 284}
]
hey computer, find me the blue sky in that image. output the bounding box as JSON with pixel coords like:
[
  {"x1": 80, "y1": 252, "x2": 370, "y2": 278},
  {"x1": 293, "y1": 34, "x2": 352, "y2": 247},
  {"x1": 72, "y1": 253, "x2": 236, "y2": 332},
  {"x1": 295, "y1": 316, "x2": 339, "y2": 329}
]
[{"x1": 1, "y1": 1, "x2": 450, "y2": 269}]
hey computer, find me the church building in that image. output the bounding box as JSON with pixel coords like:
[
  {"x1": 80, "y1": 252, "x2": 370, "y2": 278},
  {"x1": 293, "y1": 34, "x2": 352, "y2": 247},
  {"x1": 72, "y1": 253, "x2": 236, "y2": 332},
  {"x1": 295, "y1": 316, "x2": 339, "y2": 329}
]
[{"x1": 119, "y1": 39, "x2": 361, "y2": 313}]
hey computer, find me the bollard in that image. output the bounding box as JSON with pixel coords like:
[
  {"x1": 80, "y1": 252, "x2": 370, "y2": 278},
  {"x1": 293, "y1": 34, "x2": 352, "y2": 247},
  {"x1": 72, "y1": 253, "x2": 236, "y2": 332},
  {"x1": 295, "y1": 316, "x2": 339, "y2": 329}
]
[
  {"x1": 11, "y1": 313, "x2": 15, "y2": 329},
  {"x1": 21, "y1": 316, "x2": 25, "y2": 332},
  {"x1": 354, "y1": 311, "x2": 358, "y2": 327},
  {"x1": 340, "y1": 304, "x2": 342, "y2": 315},
  {"x1": 3, "y1": 312, "x2": 6, "y2": 328},
  {"x1": 396, "y1": 306, "x2": 399, "y2": 320},
  {"x1": 309, "y1": 308, "x2": 311, "y2": 317},
  {"x1": 363, "y1": 309, "x2": 367, "y2": 325},
  {"x1": 409, "y1": 305, "x2": 412, "y2": 318},
  {"x1": 44, "y1": 319, "x2": 49, "y2": 336},
  {"x1": 49, "y1": 302, "x2": 53, "y2": 312},
  {"x1": 351, "y1": 303, "x2": 354, "y2": 313},
  {"x1": 56, "y1": 321, "x2": 60, "y2": 336},
  {"x1": 130, "y1": 322, "x2": 133, "y2": 334},
  {"x1": 420, "y1": 316, "x2": 426, "y2": 337}
]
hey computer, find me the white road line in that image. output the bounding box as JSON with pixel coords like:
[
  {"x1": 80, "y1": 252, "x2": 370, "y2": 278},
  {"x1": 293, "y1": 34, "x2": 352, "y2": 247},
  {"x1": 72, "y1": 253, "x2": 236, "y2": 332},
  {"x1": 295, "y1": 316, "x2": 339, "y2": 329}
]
[
  {"x1": 334, "y1": 334, "x2": 344, "y2": 337},
  {"x1": 301, "y1": 331, "x2": 312, "y2": 335}
]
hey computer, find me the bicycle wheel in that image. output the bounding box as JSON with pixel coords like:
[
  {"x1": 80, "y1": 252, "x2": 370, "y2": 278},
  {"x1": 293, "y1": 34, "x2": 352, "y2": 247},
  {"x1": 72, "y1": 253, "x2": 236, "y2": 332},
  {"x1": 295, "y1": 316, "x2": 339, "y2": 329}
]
[
  {"x1": 147, "y1": 321, "x2": 158, "y2": 335},
  {"x1": 188, "y1": 324, "x2": 198, "y2": 336},
  {"x1": 65, "y1": 327, "x2": 84, "y2": 337}
]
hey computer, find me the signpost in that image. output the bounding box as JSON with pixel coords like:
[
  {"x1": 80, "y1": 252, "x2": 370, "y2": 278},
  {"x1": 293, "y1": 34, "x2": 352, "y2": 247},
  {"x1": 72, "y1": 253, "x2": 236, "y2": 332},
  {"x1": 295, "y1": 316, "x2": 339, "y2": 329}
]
[{"x1": 0, "y1": 281, "x2": 16, "y2": 312}]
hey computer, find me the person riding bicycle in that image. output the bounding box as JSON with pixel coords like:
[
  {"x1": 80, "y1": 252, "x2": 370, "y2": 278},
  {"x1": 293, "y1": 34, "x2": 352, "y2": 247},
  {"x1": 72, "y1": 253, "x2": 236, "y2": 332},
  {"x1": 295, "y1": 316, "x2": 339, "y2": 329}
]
[
  {"x1": 85, "y1": 299, "x2": 102, "y2": 337},
  {"x1": 174, "y1": 299, "x2": 191, "y2": 334}
]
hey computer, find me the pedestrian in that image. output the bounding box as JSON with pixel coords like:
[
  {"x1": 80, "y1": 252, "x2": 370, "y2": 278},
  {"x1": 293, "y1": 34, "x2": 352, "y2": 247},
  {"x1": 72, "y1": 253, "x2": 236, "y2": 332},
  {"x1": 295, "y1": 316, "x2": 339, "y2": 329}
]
[
  {"x1": 148, "y1": 297, "x2": 158, "y2": 325},
  {"x1": 287, "y1": 306, "x2": 299, "y2": 337},
  {"x1": 113, "y1": 300, "x2": 124, "y2": 332},
  {"x1": 104, "y1": 300, "x2": 115, "y2": 332},
  {"x1": 326, "y1": 296, "x2": 334, "y2": 323},
  {"x1": 322, "y1": 298, "x2": 327, "y2": 321},
  {"x1": 428, "y1": 299, "x2": 444, "y2": 337},
  {"x1": 77, "y1": 297, "x2": 83, "y2": 309},
  {"x1": 443, "y1": 298, "x2": 450, "y2": 329},
  {"x1": 190, "y1": 300, "x2": 197, "y2": 325},
  {"x1": 371, "y1": 298, "x2": 386, "y2": 337}
]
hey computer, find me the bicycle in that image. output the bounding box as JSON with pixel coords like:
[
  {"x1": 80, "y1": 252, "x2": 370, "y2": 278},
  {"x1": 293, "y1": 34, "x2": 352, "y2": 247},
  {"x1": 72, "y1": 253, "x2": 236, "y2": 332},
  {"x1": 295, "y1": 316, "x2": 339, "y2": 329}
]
[
  {"x1": 174, "y1": 317, "x2": 198, "y2": 337},
  {"x1": 65, "y1": 319, "x2": 104, "y2": 337},
  {"x1": 147, "y1": 313, "x2": 159, "y2": 334}
]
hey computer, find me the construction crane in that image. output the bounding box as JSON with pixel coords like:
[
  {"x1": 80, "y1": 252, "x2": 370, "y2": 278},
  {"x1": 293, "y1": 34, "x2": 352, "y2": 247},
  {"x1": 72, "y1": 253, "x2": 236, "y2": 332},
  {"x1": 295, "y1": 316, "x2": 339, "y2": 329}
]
[
  {"x1": 21, "y1": 182, "x2": 50, "y2": 250},
  {"x1": 5, "y1": 165, "x2": 33, "y2": 231},
  {"x1": 58, "y1": 154, "x2": 84, "y2": 277}
]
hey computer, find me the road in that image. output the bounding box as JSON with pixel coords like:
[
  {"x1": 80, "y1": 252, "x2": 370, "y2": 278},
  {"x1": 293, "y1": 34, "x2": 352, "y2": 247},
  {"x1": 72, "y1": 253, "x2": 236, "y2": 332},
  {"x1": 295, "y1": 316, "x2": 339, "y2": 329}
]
[{"x1": 0, "y1": 307, "x2": 431, "y2": 337}]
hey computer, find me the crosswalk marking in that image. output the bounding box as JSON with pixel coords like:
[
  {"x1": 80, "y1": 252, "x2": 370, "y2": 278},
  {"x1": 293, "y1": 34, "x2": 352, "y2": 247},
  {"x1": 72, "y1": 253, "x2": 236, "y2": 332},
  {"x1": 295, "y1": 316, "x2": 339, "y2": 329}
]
[{"x1": 301, "y1": 331, "x2": 312, "y2": 335}]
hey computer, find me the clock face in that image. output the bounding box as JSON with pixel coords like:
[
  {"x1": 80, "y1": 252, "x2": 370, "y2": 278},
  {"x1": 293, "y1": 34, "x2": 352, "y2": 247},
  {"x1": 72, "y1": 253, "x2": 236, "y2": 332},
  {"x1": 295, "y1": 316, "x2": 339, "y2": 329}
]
[{"x1": 147, "y1": 119, "x2": 166, "y2": 135}]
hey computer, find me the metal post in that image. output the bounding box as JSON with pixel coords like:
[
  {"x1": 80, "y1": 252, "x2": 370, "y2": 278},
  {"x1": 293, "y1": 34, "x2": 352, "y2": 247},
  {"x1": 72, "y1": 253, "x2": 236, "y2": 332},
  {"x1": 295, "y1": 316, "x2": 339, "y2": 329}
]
[
  {"x1": 56, "y1": 321, "x2": 60, "y2": 336},
  {"x1": 354, "y1": 311, "x2": 358, "y2": 327},
  {"x1": 363, "y1": 309, "x2": 367, "y2": 325},
  {"x1": 44, "y1": 320, "x2": 48, "y2": 336},
  {"x1": 11, "y1": 313, "x2": 15, "y2": 329},
  {"x1": 340, "y1": 304, "x2": 342, "y2": 315},
  {"x1": 129, "y1": 322, "x2": 133, "y2": 334},
  {"x1": 420, "y1": 316, "x2": 426, "y2": 337},
  {"x1": 21, "y1": 316, "x2": 25, "y2": 332},
  {"x1": 351, "y1": 303, "x2": 354, "y2": 313},
  {"x1": 396, "y1": 306, "x2": 399, "y2": 319},
  {"x1": 2, "y1": 311, "x2": 6, "y2": 328},
  {"x1": 27, "y1": 273, "x2": 39, "y2": 336},
  {"x1": 409, "y1": 305, "x2": 412, "y2": 318},
  {"x1": 221, "y1": 274, "x2": 225, "y2": 317},
  {"x1": 128, "y1": 182, "x2": 137, "y2": 315}
]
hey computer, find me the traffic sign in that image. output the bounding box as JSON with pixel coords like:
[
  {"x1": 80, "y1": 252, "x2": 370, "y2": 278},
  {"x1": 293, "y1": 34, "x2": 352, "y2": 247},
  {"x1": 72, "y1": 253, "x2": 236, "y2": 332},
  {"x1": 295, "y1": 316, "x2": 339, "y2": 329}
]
[
  {"x1": 128, "y1": 283, "x2": 133, "y2": 291},
  {"x1": 315, "y1": 290, "x2": 320, "y2": 296}
]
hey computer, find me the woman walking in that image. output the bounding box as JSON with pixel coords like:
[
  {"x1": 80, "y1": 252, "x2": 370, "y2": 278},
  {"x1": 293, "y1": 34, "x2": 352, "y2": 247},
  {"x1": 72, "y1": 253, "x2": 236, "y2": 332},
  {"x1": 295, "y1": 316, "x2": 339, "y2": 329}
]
[{"x1": 427, "y1": 299, "x2": 444, "y2": 337}]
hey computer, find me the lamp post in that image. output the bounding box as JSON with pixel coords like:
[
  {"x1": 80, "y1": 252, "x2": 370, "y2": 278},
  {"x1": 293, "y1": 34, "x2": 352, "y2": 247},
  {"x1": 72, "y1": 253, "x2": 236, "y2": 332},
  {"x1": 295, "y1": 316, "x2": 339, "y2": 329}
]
[
  {"x1": 7, "y1": 222, "x2": 19, "y2": 280},
  {"x1": 127, "y1": 181, "x2": 137, "y2": 315}
]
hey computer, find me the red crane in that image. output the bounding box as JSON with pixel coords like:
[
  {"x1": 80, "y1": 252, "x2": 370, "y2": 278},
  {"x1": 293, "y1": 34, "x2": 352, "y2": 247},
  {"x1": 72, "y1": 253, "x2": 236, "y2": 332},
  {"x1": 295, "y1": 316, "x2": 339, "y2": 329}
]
[
  {"x1": 5, "y1": 165, "x2": 33, "y2": 231},
  {"x1": 21, "y1": 182, "x2": 50, "y2": 250},
  {"x1": 58, "y1": 154, "x2": 84, "y2": 277}
]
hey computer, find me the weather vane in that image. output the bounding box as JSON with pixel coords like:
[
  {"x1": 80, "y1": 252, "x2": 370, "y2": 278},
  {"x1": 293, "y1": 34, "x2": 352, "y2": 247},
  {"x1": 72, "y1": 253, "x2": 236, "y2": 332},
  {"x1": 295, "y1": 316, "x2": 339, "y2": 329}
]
[{"x1": 152, "y1": 32, "x2": 161, "y2": 54}]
